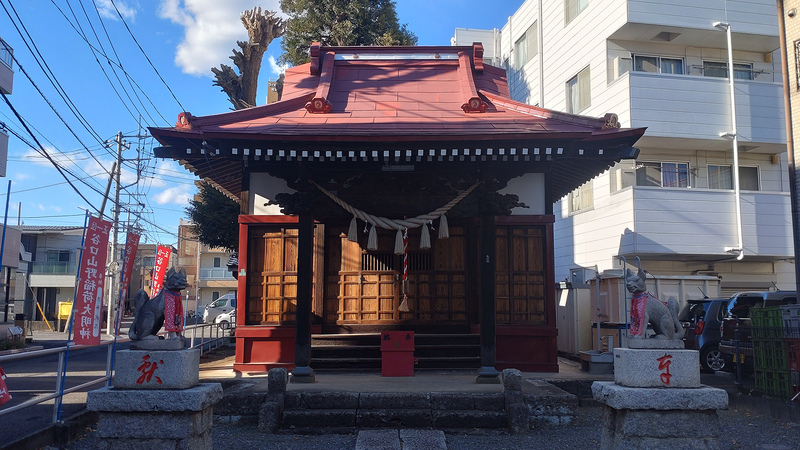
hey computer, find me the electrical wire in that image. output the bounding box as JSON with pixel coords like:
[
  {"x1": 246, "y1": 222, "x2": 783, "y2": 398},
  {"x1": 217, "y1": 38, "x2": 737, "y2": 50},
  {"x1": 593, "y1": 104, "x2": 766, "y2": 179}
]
[{"x1": 0, "y1": 92, "x2": 101, "y2": 214}]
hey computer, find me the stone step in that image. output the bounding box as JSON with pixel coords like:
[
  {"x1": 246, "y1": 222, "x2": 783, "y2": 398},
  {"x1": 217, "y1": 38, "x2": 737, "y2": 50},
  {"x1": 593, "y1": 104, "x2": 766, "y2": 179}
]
[{"x1": 355, "y1": 429, "x2": 447, "y2": 450}]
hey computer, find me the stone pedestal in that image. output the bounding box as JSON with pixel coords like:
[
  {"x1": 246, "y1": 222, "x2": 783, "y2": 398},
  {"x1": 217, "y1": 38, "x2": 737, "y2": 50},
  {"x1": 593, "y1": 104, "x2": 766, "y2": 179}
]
[
  {"x1": 87, "y1": 383, "x2": 223, "y2": 450},
  {"x1": 114, "y1": 348, "x2": 200, "y2": 389},
  {"x1": 593, "y1": 382, "x2": 727, "y2": 450},
  {"x1": 592, "y1": 343, "x2": 729, "y2": 450},
  {"x1": 87, "y1": 344, "x2": 221, "y2": 449},
  {"x1": 613, "y1": 348, "x2": 700, "y2": 388}
]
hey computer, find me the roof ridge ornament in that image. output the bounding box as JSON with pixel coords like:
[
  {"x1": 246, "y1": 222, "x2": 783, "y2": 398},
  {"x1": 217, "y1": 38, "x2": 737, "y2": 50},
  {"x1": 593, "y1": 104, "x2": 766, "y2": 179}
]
[
  {"x1": 306, "y1": 50, "x2": 335, "y2": 114},
  {"x1": 473, "y1": 42, "x2": 484, "y2": 73},
  {"x1": 457, "y1": 51, "x2": 486, "y2": 113},
  {"x1": 175, "y1": 112, "x2": 194, "y2": 129},
  {"x1": 309, "y1": 42, "x2": 321, "y2": 75}
]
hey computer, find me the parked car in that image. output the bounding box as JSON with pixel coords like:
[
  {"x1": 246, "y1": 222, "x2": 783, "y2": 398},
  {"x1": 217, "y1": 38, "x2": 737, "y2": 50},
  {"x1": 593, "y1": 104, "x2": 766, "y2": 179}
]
[
  {"x1": 679, "y1": 298, "x2": 730, "y2": 373},
  {"x1": 202, "y1": 294, "x2": 236, "y2": 324},
  {"x1": 719, "y1": 291, "x2": 797, "y2": 368},
  {"x1": 215, "y1": 309, "x2": 236, "y2": 333}
]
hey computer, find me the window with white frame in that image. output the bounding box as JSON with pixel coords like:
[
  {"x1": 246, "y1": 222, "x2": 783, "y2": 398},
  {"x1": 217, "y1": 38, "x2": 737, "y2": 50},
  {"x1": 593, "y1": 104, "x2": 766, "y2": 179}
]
[
  {"x1": 569, "y1": 181, "x2": 593, "y2": 213},
  {"x1": 635, "y1": 162, "x2": 690, "y2": 188},
  {"x1": 708, "y1": 165, "x2": 760, "y2": 191},
  {"x1": 703, "y1": 61, "x2": 754, "y2": 80},
  {"x1": 515, "y1": 22, "x2": 538, "y2": 69},
  {"x1": 213, "y1": 257, "x2": 221, "y2": 268},
  {"x1": 565, "y1": 0, "x2": 589, "y2": 25},
  {"x1": 567, "y1": 66, "x2": 590, "y2": 113},
  {"x1": 633, "y1": 55, "x2": 684, "y2": 75},
  {"x1": 212, "y1": 291, "x2": 220, "y2": 301}
]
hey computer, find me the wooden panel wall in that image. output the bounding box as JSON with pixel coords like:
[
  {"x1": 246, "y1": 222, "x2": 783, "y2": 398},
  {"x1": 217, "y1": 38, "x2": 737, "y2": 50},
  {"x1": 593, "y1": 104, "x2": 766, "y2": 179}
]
[{"x1": 246, "y1": 228, "x2": 298, "y2": 325}]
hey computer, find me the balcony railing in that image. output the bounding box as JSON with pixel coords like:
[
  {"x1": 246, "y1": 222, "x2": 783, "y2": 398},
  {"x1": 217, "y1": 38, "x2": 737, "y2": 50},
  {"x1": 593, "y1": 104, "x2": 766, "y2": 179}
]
[
  {"x1": 0, "y1": 39, "x2": 12, "y2": 69},
  {"x1": 199, "y1": 268, "x2": 234, "y2": 279},
  {"x1": 30, "y1": 261, "x2": 76, "y2": 275}
]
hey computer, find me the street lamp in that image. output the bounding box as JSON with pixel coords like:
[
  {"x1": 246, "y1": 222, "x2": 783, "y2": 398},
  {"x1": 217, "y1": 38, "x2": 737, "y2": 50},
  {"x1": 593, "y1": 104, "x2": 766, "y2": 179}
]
[{"x1": 714, "y1": 21, "x2": 744, "y2": 261}]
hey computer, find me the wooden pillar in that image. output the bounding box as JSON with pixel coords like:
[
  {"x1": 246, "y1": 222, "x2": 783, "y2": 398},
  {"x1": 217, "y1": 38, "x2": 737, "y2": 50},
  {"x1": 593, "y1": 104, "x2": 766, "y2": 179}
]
[
  {"x1": 477, "y1": 213, "x2": 500, "y2": 383},
  {"x1": 291, "y1": 212, "x2": 315, "y2": 382}
]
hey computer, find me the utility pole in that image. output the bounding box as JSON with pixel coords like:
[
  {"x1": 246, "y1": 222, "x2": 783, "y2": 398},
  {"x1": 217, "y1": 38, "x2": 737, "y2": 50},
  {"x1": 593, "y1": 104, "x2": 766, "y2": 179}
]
[{"x1": 106, "y1": 132, "x2": 129, "y2": 335}]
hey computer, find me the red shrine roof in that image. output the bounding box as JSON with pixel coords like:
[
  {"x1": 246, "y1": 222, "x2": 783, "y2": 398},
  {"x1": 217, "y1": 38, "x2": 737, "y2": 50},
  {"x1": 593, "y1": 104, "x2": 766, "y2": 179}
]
[
  {"x1": 150, "y1": 44, "x2": 645, "y2": 201},
  {"x1": 151, "y1": 43, "x2": 643, "y2": 143}
]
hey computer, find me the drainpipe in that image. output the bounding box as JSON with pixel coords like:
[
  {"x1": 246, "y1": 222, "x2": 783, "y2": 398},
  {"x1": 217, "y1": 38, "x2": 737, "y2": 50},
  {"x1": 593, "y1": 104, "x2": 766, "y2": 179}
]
[
  {"x1": 715, "y1": 21, "x2": 744, "y2": 261},
  {"x1": 538, "y1": 0, "x2": 544, "y2": 107}
]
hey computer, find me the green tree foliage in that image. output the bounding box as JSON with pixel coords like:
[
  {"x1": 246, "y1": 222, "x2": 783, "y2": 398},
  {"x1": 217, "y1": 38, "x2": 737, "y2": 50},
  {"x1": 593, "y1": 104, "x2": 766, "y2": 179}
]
[
  {"x1": 279, "y1": 0, "x2": 418, "y2": 66},
  {"x1": 185, "y1": 183, "x2": 240, "y2": 252}
]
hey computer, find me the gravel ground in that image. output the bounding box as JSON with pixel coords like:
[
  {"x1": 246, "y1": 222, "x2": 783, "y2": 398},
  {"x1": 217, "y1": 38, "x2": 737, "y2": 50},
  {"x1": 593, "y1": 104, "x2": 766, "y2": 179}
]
[{"x1": 63, "y1": 406, "x2": 800, "y2": 450}]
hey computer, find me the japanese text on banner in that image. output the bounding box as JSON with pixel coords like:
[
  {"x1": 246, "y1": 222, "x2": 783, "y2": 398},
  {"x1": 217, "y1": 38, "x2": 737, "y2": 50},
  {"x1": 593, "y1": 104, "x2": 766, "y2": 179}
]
[{"x1": 74, "y1": 216, "x2": 111, "y2": 346}]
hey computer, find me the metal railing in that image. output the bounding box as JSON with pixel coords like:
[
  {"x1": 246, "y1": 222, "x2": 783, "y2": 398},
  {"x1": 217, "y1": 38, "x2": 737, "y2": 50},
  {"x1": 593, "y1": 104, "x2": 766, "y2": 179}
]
[
  {"x1": 0, "y1": 39, "x2": 12, "y2": 69},
  {"x1": 0, "y1": 324, "x2": 232, "y2": 428},
  {"x1": 186, "y1": 321, "x2": 234, "y2": 355},
  {"x1": 0, "y1": 339, "x2": 117, "y2": 423}
]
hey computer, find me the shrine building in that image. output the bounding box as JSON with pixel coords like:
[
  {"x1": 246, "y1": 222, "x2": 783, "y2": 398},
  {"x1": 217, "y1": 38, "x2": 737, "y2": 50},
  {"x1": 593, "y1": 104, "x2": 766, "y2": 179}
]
[{"x1": 150, "y1": 43, "x2": 644, "y2": 380}]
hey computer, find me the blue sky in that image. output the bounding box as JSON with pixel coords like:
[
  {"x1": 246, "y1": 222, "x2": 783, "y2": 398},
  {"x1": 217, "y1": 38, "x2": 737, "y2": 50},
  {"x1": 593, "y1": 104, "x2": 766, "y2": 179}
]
[{"x1": 0, "y1": 0, "x2": 521, "y2": 246}]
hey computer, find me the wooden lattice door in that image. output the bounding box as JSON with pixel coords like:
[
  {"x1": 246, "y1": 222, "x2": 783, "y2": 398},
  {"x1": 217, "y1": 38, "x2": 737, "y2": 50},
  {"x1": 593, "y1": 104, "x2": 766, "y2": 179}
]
[
  {"x1": 246, "y1": 227, "x2": 298, "y2": 325},
  {"x1": 495, "y1": 226, "x2": 547, "y2": 325}
]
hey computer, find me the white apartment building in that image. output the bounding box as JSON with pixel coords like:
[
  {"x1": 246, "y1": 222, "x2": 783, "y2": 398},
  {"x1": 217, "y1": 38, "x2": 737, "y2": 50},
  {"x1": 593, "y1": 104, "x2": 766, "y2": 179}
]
[{"x1": 455, "y1": 0, "x2": 796, "y2": 295}]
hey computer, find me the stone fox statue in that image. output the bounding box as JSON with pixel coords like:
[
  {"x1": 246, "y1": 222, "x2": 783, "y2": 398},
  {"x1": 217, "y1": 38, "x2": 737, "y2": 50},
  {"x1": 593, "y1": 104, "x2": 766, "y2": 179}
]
[
  {"x1": 625, "y1": 268, "x2": 684, "y2": 340},
  {"x1": 129, "y1": 267, "x2": 189, "y2": 340}
]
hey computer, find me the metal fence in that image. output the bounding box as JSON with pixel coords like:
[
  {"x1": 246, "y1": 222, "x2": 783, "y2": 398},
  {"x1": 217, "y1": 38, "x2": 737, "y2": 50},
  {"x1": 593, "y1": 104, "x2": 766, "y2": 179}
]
[{"x1": 0, "y1": 322, "x2": 232, "y2": 428}]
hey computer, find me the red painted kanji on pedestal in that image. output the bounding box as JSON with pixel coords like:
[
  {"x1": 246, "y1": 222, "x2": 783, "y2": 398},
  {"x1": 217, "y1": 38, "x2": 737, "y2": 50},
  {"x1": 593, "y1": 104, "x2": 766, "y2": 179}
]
[
  {"x1": 657, "y1": 353, "x2": 673, "y2": 386},
  {"x1": 136, "y1": 355, "x2": 163, "y2": 385}
]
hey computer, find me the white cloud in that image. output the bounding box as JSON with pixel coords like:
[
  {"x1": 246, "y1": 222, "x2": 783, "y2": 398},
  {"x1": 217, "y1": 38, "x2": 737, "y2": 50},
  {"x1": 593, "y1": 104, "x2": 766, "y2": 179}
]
[
  {"x1": 154, "y1": 186, "x2": 192, "y2": 205},
  {"x1": 268, "y1": 55, "x2": 288, "y2": 75},
  {"x1": 38, "y1": 204, "x2": 45, "y2": 211},
  {"x1": 50, "y1": 205, "x2": 62, "y2": 212},
  {"x1": 158, "y1": 0, "x2": 284, "y2": 76},
  {"x1": 96, "y1": 0, "x2": 138, "y2": 21}
]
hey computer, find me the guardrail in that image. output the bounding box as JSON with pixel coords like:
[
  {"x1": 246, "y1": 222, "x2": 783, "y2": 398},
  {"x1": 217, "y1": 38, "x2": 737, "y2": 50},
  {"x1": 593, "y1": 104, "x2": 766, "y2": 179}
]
[
  {"x1": 0, "y1": 323, "x2": 233, "y2": 428},
  {"x1": 0, "y1": 339, "x2": 117, "y2": 423}
]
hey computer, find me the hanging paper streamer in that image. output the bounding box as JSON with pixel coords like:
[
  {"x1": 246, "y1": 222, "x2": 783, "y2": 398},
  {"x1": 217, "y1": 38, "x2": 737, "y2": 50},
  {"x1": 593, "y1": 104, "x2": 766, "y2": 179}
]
[
  {"x1": 420, "y1": 222, "x2": 431, "y2": 249},
  {"x1": 367, "y1": 225, "x2": 378, "y2": 251},
  {"x1": 394, "y1": 228, "x2": 405, "y2": 255},
  {"x1": 398, "y1": 228, "x2": 410, "y2": 312},
  {"x1": 438, "y1": 214, "x2": 450, "y2": 239},
  {"x1": 348, "y1": 217, "x2": 358, "y2": 242}
]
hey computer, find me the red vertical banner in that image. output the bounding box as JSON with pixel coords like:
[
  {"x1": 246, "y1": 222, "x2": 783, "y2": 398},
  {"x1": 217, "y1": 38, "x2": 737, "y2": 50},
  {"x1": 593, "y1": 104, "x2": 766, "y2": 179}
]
[
  {"x1": 74, "y1": 216, "x2": 111, "y2": 346},
  {"x1": 151, "y1": 245, "x2": 172, "y2": 295},
  {"x1": 0, "y1": 365, "x2": 11, "y2": 406},
  {"x1": 117, "y1": 233, "x2": 140, "y2": 312}
]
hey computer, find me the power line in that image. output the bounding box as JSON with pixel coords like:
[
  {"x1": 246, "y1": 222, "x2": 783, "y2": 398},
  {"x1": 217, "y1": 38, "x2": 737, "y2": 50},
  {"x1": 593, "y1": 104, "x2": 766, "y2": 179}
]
[{"x1": 0, "y1": 92, "x2": 101, "y2": 214}]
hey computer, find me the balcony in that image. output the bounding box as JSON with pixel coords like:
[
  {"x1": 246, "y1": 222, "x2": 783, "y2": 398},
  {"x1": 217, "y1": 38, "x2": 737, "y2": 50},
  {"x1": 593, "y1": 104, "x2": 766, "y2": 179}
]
[
  {"x1": 0, "y1": 38, "x2": 12, "y2": 95},
  {"x1": 199, "y1": 268, "x2": 234, "y2": 279},
  {"x1": 606, "y1": 0, "x2": 778, "y2": 53},
  {"x1": 616, "y1": 187, "x2": 793, "y2": 259},
  {"x1": 606, "y1": 71, "x2": 785, "y2": 153},
  {"x1": 29, "y1": 262, "x2": 77, "y2": 288}
]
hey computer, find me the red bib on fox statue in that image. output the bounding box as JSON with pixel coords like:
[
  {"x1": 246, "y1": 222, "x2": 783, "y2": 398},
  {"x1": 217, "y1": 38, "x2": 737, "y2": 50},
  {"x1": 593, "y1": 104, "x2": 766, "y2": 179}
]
[{"x1": 164, "y1": 290, "x2": 184, "y2": 333}]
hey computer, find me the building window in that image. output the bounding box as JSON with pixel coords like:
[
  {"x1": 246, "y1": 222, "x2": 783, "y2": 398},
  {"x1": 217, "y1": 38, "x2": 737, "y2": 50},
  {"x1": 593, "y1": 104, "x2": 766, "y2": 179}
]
[
  {"x1": 708, "y1": 165, "x2": 760, "y2": 191},
  {"x1": 46, "y1": 250, "x2": 70, "y2": 262},
  {"x1": 633, "y1": 55, "x2": 684, "y2": 75},
  {"x1": 567, "y1": 66, "x2": 591, "y2": 113},
  {"x1": 703, "y1": 61, "x2": 754, "y2": 80},
  {"x1": 213, "y1": 257, "x2": 221, "y2": 268},
  {"x1": 212, "y1": 291, "x2": 220, "y2": 301},
  {"x1": 636, "y1": 162, "x2": 690, "y2": 188},
  {"x1": 569, "y1": 181, "x2": 593, "y2": 213},
  {"x1": 565, "y1": 0, "x2": 588, "y2": 25},
  {"x1": 515, "y1": 22, "x2": 538, "y2": 69},
  {"x1": 143, "y1": 256, "x2": 155, "y2": 267}
]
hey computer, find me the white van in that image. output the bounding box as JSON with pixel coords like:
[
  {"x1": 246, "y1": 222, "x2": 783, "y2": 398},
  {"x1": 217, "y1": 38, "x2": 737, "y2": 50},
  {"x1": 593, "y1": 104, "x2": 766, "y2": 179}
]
[{"x1": 202, "y1": 294, "x2": 236, "y2": 324}]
